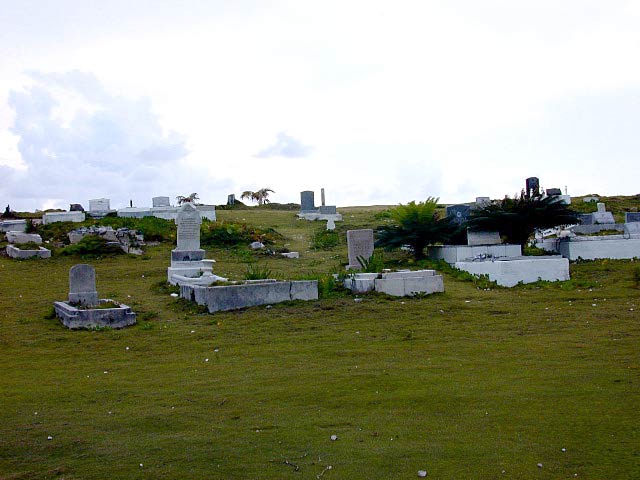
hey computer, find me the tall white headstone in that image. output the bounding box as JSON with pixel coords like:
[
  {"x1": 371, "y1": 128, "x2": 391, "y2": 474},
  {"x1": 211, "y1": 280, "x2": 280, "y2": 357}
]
[{"x1": 176, "y1": 203, "x2": 201, "y2": 251}]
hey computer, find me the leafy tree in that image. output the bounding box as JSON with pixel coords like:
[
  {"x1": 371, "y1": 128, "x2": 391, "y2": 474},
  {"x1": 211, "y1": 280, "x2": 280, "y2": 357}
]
[
  {"x1": 240, "y1": 191, "x2": 256, "y2": 203},
  {"x1": 375, "y1": 197, "x2": 456, "y2": 260},
  {"x1": 176, "y1": 193, "x2": 200, "y2": 205},
  {"x1": 466, "y1": 191, "x2": 579, "y2": 249}
]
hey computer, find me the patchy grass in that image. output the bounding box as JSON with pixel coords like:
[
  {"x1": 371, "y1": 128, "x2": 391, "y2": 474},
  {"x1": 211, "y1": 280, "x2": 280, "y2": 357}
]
[{"x1": 0, "y1": 206, "x2": 639, "y2": 479}]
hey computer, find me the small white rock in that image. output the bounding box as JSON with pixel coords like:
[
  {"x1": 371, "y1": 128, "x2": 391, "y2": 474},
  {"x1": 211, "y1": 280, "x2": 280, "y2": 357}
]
[
  {"x1": 537, "y1": 463, "x2": 543, "y2": 468},
  {"x1": 562, "y1": 448, "x2": 566, "y2": 452},
  {"x1": 214, "y1": 348, "x2": 219, "y2": 352},
  {"x1": 103, "y1": 371, "x2": 108, "y2": 374},
  {"x1": 592, "y1": 304, "x2": 597, "y2": 307},
  {"x1": 190, "y1": 330, "x2": 195, "y2": 334},
  {"x1": 465, "y1": 300, "x2": 471, "y2": 303},
  {"x1": 354, "y1": 298, "x2": 363, "y2": 303},
  {"x1": 170, "y1": 293, "x2": 178, "y2": 297},
  {"x1": 47, "y1": 435, "x2": 53, "y2": 440},
  {"x1": 330, "y1": 434, "x2": 338, "y2": 441},
  {"x1": 139, "y1": 463, "x2": 143, "y2": 468},
  {"x1": 125, "y1": 347, "x2": 129, "y2": 351},
  {"x1": 205, "y1": 358, "x2": 209, "y2": 362},
  {"x1": 418, "y1": 470, "x2": 427, "y2": 477}
]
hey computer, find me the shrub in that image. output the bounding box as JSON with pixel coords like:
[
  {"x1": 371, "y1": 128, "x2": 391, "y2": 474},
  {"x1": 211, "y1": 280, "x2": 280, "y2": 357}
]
[
  {"x1": 61, "y1": 236, "x2": 124, "y2": 257},
  {"x1": 98, "y1": 216, "x2": 175, "y2": 242},
  {"x1": 356, "y1": 251, "x2": 385, "y2": 272},
  {"x1": 201, "y1": 222, "x2": 282, "y2": 247},
  {"x1": 244, "y1": 264, "x2": 273, "y2": 280},
  {"x1": 312, "y1": 230, "x2": 339, "y2": 250}
]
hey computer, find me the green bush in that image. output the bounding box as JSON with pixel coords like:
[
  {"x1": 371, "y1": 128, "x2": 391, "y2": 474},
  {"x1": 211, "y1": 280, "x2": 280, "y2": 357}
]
[
  {"x1": 356, "y1": 251, "x2": 385, "y2": 272},
  {"x1": 36, "y1": 221, "x2": 79, "y2": 244},
  {"x1": 61, "y1": 236, "x2": 124, "y2": 257},
  {"x1": 312, "y1": 229, "x2": 339, "y2": 250},
  {"x1": 200, "y1": 222, "x2": 282, "y2": 247},
  {"x1": 97, "y1": 216, "x2": 175, "y2": 242}
]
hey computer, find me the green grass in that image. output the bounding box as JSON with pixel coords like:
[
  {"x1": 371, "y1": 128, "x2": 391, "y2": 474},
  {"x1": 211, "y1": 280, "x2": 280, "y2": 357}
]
[{"x1": 1, "y1": 206, "x2": 639, "y2": 479}]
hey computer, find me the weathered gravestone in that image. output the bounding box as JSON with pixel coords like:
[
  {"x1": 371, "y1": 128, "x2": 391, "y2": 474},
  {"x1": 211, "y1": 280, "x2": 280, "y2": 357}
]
[
  {"x1": 592, "y1": 203, "x2": 615, "y2": 224},
  {"x1": 546, "y1": 188, "x2": 562, "y2": 196},
  {"x1": 467, "y1": 230, "x2": 501, "y2": 246},
  {"x1": 321, "y1": 188, "x2": 326, "y2": 206},
  {"x1": 626, "y1": 212, "x2": 640, "y2": 223},
  {"x1": 89, "y1": 198, "x2": 110, "y2": 212},
  {"x1": 446, "y1": 205, "x2": 471, "y2": 225},
  {"x1": 475, "y1": 197, "x2": 491, "y2": 209},
  {"x1": 525, "y1": 177, "x2": 540, "y2": 197},
  {"x1": 174, "y1": 202, "x2": 202, "y2": 256},
  {"x1": 68, "y1": 264, "x2": 99, "y2": 307},
  {"x1": 152, "y1": 196, "x2": 171, "y2": 207},
  {"x1": 347, "y1": 229, "x2": 374, "y2": 270},
  {"x1": 69, "y1": 203, "x2": 85, "y2": 212},
  {"x1": 578, "y1": 213, "x2": 594, "y2": 225},
  {"x1": 300, "y1": 191, "x2": 315, "y2": 212},
  {"x1": 227, "y1": 194, "x2": 235, "y2": 205}
]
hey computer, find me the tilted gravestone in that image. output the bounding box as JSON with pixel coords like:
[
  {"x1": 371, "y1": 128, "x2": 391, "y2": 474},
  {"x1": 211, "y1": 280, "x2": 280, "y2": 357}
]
[
  {"x1": 446, "y1": 205, "x2": 471, "y2": 225},
  {"x1": 300, "y1": 191, "x2": 315, "y2": 212},
  {"x1": 546, "y1": 188, "x2": 562, "y2": 196},
  {"x1": 347, "y1": 229, "x2": 374, "y2": 270},
  {"x1": 68, "y1": 264, "x2": 98, "y2": 307}
]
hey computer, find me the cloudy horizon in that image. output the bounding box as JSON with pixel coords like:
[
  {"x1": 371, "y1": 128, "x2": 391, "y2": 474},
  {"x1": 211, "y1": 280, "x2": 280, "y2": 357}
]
[{"x1": 1, "y1": 1, "x2": 639, "y2": 211}]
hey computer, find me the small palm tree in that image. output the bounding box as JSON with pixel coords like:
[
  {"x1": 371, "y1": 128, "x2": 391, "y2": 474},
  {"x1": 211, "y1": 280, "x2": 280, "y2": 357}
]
[
  {"x1": 254, "y1": 188, "x2": 274, "y2": 205},
  {"x1": 375, "y1": 197, "x2": 456, "y2": 260},
  {"x1": 240, "y1": 188, "x2": 275, "y2": 205},
  {"x1": 176, "y1": 193, "x2": 200, "y2": 205},
  {"x1": 466, "y1": 191, "x2": 579, "y2": 249}
]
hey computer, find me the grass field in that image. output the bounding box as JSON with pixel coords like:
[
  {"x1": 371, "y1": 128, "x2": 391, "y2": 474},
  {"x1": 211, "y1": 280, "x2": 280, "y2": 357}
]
[{"x1": 1, "y1": 206, "x2": 639, "y2": 479}]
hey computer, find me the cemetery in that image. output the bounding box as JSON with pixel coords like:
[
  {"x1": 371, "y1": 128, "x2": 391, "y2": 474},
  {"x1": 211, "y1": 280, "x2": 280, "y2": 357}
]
[{"x1": 0, "y1": 191, "x2": 639, "y2": 479}]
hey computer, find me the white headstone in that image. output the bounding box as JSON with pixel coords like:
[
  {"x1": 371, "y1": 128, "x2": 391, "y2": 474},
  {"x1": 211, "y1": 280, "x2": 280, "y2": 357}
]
[
  {"x1": 175, "y1": 203, "x2": 202, "y2": 251},
  {"x1": 326, "y1": 218, "x2": 336, "y2": 230},
  {"x1": 596, "y1": 202, "x2": 606, "y2": 213},
  {"x1": 152, "y1": 196, "x2": 171, "y2": 207},
  {"x1": 89, "y1": 198, "x2": 110, "y2": 212}
]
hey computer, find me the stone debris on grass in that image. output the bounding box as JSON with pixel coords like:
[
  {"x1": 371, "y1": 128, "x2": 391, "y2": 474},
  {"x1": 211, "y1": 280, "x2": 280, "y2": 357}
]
[
  {"x1": 354, "y1": 298, "x2": 362, "y2": 303},
  {"x1": 537, "y1": 463, "x2": 543, "y2": 468},
  {"x1": 418, "y1": 471, "x2": 427, "y2": 477},
  {"x1": 562, "y1": 448, "x2": 566, "y2": 452},
  {"x1": 205, "y1": 358, "x2": 209, "y2": 362},
  {"x1": 330, "y1": 434, "x2": 337, "y2": 441},
  {"x1": 170, "y1": 293, "x2": 178, "y2": 297},
  {"x1": 47, "y1": 436, "x2": 53, "y2": 440}
]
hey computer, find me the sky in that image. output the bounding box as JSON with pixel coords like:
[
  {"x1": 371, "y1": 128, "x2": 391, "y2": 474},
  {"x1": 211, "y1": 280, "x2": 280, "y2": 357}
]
[{"x1": 1, "y1": 0, "x2": 639, "y2": 211}]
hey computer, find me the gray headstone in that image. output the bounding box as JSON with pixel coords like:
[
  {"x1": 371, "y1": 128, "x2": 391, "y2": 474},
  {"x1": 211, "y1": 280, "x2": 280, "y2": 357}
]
[
  {"x1": 89, "y1": 198, "x2": 110, "y2": 212},
  {"x1": 321, "y1": 188, "x2": 326, "y2": 206},
  {"x1": 152, "y1": 196, "x2": 171, "y2": 207},
  {"x1": 624, "y1": 222, "x2": 640, "y2": 235},
  {"x1": 578, "y1": 213, "x2": 594, "y2": 225},
  {"x1": 69, "y1": 203, "x2": 84, "y2": 212},
  {"x1": 467, "y1": 230, "x2": 501, "y2": 246},
  {"x1": 227, "y1": 194, "x2": 235, "y2": 205},
  {"x1": 525, "y1": 177, "x2": 540, "y2": 197},
  {"x1": 68, "y1": 264, "x2": 98, "y2": 307},
  {"x1": 347, "y1": 229, "x2": 374, "y2": 269},
  {"x1": 300, "y1": 191, "x2": 315, "y2": 212},
  {"x1": 318, "y1": 205, "x2": 337, "y2": 214},
  {"x1": 596, "y1": 202, "x2": 606, "y2": 213},
  {"x1": 546, "y1": 188, "x2": 562, "y2": 196},
  {"x1": 446, "y1": 205, "x2": 471, "y2": 225},
  {"x1": 175, "y1": 203, "x2": 202, "y2": 251},
  {"x1": 625, "y1": 212, "x2": 640, "y2": 223},
  {"x1": 475, "y1": 197, "x2": 491, "y2": 209}
]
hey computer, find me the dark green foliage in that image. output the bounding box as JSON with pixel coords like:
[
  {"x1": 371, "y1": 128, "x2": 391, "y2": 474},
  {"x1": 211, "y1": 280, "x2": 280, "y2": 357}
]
[
  {"x1": 312, "y1": 229, "x2": 339, "y2": 249},
  {"x1": 35, "y1": 221, "x2": 78, "y2": 243},
  {"x1": 523, "y1": 245, "x2": 549, "y2": 256},
  {"x1": 60, "y1": 235, "x2": 124, "y2": 257},
  {"x1": 97, "y1": 216, "x2": 175, "y2": 242},
  {"x1": 466, "y1": 192, "x2": 579, "y2": 249},
  {"x1": 634, "y1": 267, "x2": 640, "y2": 289},
  {"x1": 25, "y1": 219, "x2": 36, "y2": 233},
  {"x1": 13, "y1": 241, "x2": 41, "y2": 250},
  {"x1": 375, "y1": 198, "x2": 457, "y2": 260},
  {"x1": 200, "y1": 222, "x2": 282, "y2": 247}
]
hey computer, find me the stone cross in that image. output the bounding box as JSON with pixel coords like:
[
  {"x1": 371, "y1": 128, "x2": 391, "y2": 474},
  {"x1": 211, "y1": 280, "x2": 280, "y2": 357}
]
[
  {"x1": 68, "y1": 264, "x2": 98, "y2": 307},
  {"x1": 326, "y1": 218, "x2": 336, "y2": 230},
  {"x1": 347, "y1": 229, "x2": 374, "y2": 269},
  {"x1": 176, "y1": 202, "x2": 202, "y2": 251}
]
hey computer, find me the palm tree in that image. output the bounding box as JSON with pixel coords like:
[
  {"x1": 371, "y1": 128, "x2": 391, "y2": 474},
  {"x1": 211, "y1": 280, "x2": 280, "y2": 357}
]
[
  {"x1": 375, "y1": 197, "x2": 457, "y2": 260},
  {"x1": 176, "y1": 193, "x2": 200, "y2": 205},
  {"x1": 254, "y1": 188, "x2": 274, "y2": 205},
  {"x1": 466, "y1": 191, "x2": 579, "y2": 249},
  {"x1": 240, "y1": 188, "x2": 275, "y2": 205}
]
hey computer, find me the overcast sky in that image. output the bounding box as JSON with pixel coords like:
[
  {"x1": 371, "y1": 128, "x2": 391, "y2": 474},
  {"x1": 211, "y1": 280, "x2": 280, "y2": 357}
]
[{"x1": 1, "y1": 1, "x2": 639, "y2": 211}]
